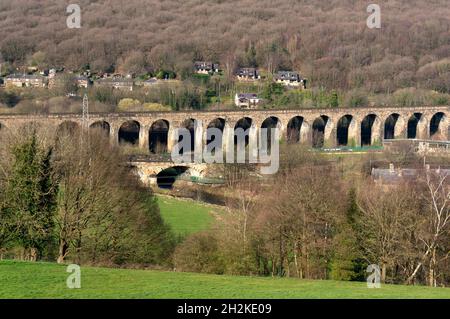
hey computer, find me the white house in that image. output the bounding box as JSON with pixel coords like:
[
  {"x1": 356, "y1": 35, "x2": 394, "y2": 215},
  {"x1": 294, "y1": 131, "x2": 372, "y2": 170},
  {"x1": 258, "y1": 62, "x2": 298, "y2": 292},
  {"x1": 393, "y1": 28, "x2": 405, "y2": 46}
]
[{"x1": 235, "y1": 93, "x2": 261, "y2": 108}]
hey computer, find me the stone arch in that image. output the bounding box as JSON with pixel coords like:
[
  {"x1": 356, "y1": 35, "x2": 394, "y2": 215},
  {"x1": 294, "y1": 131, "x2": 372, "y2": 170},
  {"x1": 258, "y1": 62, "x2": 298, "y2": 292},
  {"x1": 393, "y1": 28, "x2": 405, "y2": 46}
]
[
  {"x1": 430, "y1": 112, "x2": 447, "y2": 140},
  {"x1": 149, "y1": 119, "x2": 169, "y2": 154},
  {"x1": 206, "y1": 118, "x2": 225, "y2": 151},
  {"x1": 261, "y1": 116, "x2": 281, "y2": 150},
  {"x1": 287, "y1": 116, "x2": 304, "y2": 143},
  {"x1": 234, "y1": 117, "x2": 253, "y2": 147},
  {"x1": 89, "y1": 121, "x2": 110, "y2": 137},
  {"x1": 384, "y1": 113, "x2": 405, "y2": 140},
  {"x1": 336, "y1": 114, "x2": 356, "y2": 146},
  {"x1": 361, "y1": 114, "x2": 381, "y2": 146},
  {"x1": 118, "y1": 120, "x2": 140, "y2": 145},
  {"x1": 156, "y1": 166, "x2": 189, "y2": 189},
  {"x1": 407, "y1": 113, "x2": 427, "y2": 139},
  {"x1": 57, "y1": 121, "x2": 80, "y2": 137},
  {"x1": 312, "y1": 115, "x2": 331, "y2": 148},
  {"x1": 179, "y1": 118, "x2": 196, "y2": 154}
]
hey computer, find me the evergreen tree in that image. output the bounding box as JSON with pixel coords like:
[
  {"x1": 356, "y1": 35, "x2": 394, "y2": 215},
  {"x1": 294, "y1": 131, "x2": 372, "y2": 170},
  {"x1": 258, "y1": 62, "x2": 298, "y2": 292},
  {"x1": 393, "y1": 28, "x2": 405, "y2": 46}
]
[
  {"x1": 4, "y1": 131, "x2": 56, "y2": 260},
  {"x1": 330, "y1": 188, "x2": 366, "y2": 281}
]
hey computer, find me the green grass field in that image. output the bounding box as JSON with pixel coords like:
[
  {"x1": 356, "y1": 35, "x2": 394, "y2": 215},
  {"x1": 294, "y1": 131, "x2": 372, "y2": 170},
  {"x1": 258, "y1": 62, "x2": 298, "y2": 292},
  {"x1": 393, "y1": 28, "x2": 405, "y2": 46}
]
[
  {"x1": 0, "y1": 260, "x2": 449, "y2": 299},
  {"x1": 156, "y1": 195, "x2": 220, "y2": 235}
]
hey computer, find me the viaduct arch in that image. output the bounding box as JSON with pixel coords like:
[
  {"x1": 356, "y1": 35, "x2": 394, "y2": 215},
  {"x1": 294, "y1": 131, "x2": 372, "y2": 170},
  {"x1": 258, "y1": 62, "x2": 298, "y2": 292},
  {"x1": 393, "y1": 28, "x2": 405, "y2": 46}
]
[{"x1": 0, "y1": 106, "x2": 448, "y2": 153}]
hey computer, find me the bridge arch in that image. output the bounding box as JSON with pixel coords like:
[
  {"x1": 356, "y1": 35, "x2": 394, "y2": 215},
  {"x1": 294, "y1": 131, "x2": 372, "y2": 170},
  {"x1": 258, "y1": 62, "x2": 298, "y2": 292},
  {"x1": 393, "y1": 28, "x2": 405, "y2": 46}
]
[
  {"x1": 118, "y1": 120, "x2": 140, "y2": 146},
  {"x1": 312, "y1": 115, "x2": 331, "y2": 148},
  {"x1": 336, "y1": 114, "x2": 356, "y2": 146},
  {"x1": 206, "y1": 118, "x2": 225, "y2": 151},
  {"x1": 57, "y1": 121, "x2": 80, "y2": 137},
  {"x1": 384, "y1": 113, "x2": 405, "y2": 140},
  {"x1": 149, "y1": 119, "x2": 169, "y2": 154},
  {"x1": 90, "y1": 121, "x2": 110, "y2": 137},
  {"x1": 407, "y1": 113, "x2": 427, "y2": 139},
  {"x1": 430, "y1": 112, "x2": 447, "y2": 140},
  {"x1": 234, "y1": 117, "x2": 253, "y2": 147},
  {"x1": 261, "y1": 116, "x2": 281, "y2": 150},
  {"x1": 287, "y1": 116, "x2": 305, "y2": 143},
  {"x1": 179, "y1": 118, "x2": 196, "y2": 154},
  {"x1": 361, "y1": 114, "x2": 381, "y2": 146},
  {"x1": 156, "y1": 165, "x2": 189, "y2": 189}
]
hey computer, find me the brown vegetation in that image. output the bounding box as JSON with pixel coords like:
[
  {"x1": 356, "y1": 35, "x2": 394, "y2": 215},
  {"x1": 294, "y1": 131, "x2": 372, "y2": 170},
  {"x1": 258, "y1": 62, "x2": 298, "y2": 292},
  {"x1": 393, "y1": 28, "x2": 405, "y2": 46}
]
[{"x1": 0, "y1": 0, "x2": 449, "y2": 94}]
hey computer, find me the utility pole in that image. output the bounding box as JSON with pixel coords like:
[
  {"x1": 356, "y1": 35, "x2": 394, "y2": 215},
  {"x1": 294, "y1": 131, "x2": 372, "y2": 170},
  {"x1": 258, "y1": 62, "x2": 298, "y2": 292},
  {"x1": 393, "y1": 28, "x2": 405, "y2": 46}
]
[
  {"x1": 80, "y1": 93, "x2": 91, "y2": 155},
  {"x1": 82, "y1": 93, "x2": 89, "y2": 131}
]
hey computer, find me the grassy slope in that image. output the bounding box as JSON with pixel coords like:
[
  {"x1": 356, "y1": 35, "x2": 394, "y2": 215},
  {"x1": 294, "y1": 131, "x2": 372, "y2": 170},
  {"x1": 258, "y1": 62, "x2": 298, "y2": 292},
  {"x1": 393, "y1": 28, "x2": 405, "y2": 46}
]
[
  {"x1": 0, "y1": 261, "x2": 449, "y2": 299},
  {"x1": 156, "y1": 195, "x2": 219, "y2": 235}
]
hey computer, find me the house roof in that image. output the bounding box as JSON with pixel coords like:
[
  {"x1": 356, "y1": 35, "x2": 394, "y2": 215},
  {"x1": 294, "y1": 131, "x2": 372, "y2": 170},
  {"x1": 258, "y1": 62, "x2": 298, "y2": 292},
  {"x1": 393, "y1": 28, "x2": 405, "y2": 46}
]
[
  {"x1": 275, "y1": 71, "x2": 303, "y2": 81},
  {"x1": 237, "y1": 93, "x2": 259, "y2": 99},
  {"x1": 194, "y1": 61, "x2": 218, "y2": 70},
  {"x1": 237, "y1": 68, "x2": 259, "y2": 76}
]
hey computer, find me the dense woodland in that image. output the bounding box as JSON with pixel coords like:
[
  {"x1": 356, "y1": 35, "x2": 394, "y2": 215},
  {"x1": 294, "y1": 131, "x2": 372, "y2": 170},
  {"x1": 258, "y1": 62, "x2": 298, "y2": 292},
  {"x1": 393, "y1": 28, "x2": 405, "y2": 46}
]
[{"x1": 0, "y1": 0, "x2": 449, "y2": 110}]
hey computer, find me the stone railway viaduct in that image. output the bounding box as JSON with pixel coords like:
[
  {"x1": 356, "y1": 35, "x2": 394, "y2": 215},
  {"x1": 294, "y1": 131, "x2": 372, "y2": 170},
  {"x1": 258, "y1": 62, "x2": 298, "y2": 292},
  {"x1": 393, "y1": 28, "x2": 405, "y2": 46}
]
[{"x1": 0, "y1": 105, "x2": 449, "y2": 155}]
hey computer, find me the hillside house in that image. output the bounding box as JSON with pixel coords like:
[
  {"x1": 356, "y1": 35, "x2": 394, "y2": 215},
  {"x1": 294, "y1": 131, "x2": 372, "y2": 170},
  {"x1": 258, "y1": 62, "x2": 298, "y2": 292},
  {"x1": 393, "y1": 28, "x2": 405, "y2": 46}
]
[
  {"x1": 235, "y1": 93, "x2": 261, "y2": 108},
  {"x1": 274, "y1": 71, "x2": 307, "y2": 88},
  {"x1": 4, "y1": 74, "x2": 46, "y2": 88},
  {"x1": 236, "y1": 68, "x2": 260, "y2": 81},
  {"x1": 372, "y1": 164, "x2": 450, "y2": 185},
  {"x1": 75, "y1": 76, "x2": 89, "y2": 88},
  {"x1": 194, "y1": 61, "x2": 219, "y2": 74}
]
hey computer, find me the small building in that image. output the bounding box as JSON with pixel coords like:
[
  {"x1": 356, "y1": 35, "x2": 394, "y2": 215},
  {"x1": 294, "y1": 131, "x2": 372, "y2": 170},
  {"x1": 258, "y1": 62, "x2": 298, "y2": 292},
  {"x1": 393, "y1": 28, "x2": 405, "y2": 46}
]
[
  {"x1": 74, "y1": 76, "x2": 89, "y2": 88},
  {"x1": 4, "y1": 74, "x2": 46, "y2": 88},
  {"x1": 235, "y1": 93, "x2": 261, "y2": 108},
  {"x1": 371, "y1": 164, "x2": 450, "y2": 185},
  {"x1": 274, "y1": 71, "x2": 306, "y2": 88},
  {"x1": 95, "y1": 77, "x2": 134, "y2": 91},
  {"x1": 194, "y1": 61, "x2": 219, "y2": 75},
  {"x1": 236, "y1": 68, "x2": 260, "y2": 81}
]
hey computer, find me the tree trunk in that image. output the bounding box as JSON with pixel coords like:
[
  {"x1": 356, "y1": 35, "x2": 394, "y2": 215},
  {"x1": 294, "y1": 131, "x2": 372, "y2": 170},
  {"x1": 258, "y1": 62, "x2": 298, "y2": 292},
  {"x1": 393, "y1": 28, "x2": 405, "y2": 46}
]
[
  {"x1": 428, "y1": 247, "x2": 436, "y2": 287},
  {"x1": 57, "y1": 240, "x2": 68, "y2": 264},
  {"x1": 381, "y1": 262, "x2": 386, "y2": 283},
  {"x1": 30, "y1": 247, "x2": 37, "y2": 262},
  {"x1": 293, "y1": 241, "x2": 300, "y2": 278}
]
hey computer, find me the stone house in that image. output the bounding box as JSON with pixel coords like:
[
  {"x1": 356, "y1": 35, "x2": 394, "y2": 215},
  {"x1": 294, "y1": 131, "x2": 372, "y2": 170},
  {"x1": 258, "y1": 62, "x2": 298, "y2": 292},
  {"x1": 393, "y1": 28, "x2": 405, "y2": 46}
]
[
  {"x1": 274, "y1": 71, "x2": 307, "y2": 88},
  {"x1": 194, "y1": 61, "x2": 219, "y2": 74},
  {"x1": 4, "y1": 74, "x2": 46, "y2": 88},
  {"x1": 236, "y1": 68, "x2": 260, "y2": 81}
]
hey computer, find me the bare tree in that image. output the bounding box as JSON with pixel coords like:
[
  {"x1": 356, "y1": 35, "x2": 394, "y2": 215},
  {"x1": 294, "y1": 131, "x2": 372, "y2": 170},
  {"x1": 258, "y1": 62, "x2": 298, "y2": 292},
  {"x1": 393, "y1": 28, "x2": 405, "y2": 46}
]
[
  {"x1": 357, "y1": 181, "x2": 419, "y2": 283},
  {"x1": 407, "y1": 170, "x2": 450, "y2": 286}
]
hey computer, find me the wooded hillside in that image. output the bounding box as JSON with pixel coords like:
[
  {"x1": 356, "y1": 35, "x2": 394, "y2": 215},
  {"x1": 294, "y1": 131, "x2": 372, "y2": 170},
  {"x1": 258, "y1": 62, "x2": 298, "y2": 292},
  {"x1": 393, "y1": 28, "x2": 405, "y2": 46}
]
[{"x1": 0, "y1": 0, "x2": 449, "y2": 93}]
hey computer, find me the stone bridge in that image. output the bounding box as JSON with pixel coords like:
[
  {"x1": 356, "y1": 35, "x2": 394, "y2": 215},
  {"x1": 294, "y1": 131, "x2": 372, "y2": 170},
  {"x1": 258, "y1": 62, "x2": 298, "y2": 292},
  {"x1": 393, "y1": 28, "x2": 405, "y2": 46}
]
[
  {"x1": 0, "y1": 106, "x2": 449, "y2": 153},
  {"x1": 131, "y1": 160, "x2": 209, "y2": 187}
]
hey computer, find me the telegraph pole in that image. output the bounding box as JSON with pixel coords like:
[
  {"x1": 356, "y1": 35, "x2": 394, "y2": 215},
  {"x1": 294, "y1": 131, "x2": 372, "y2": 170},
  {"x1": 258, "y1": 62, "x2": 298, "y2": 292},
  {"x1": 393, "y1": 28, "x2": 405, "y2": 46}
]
[{"x1": 82, "y1": 93, "x2": 89, "y2": 131}]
